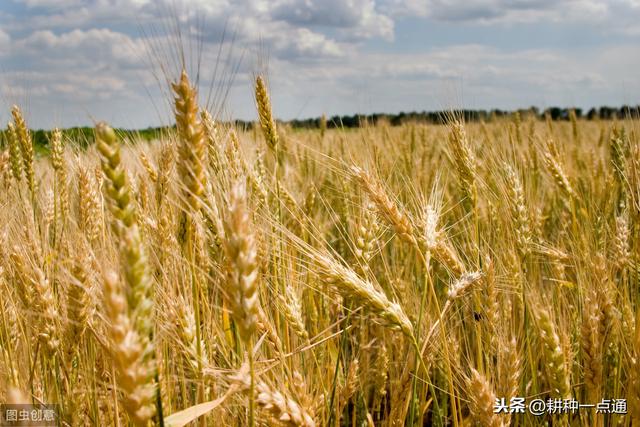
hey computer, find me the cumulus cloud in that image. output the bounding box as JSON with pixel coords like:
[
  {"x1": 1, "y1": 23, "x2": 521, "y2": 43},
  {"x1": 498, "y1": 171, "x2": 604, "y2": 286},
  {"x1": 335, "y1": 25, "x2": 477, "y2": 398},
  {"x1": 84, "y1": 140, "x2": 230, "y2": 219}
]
[
  {"x1": 18, "y1": 28, "x2": 146, "y2": 67},
  {"x1": 270, "y1": 0, "x2": 394, "y2": 40},
  {"x1": 7, "y1": 0, "x2": 394, "y2": 44},
  {"x1": 229, "y1": 15, "x2": 345, "y2": 59}
]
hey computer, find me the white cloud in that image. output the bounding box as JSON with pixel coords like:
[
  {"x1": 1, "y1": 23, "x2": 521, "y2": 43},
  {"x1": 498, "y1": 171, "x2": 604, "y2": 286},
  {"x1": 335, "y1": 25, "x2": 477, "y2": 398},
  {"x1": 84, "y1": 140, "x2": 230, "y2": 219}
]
[
  {"x1": 383, "y1": 0, "x2": 611, "y2": 23},
  {"x1": 230, "y1": 16, "x2": 345, "y2": 59},
  {"x1": 0, "y1": 28, "x2": 10, "y2": 51},
  {"x1": 7, "y1": 0, "x2": 394, "y2": 46},
  {"x1": 22, "y1": 0, "x2": 84, "y2": 7},
  {"x1": 17, "y1": 28, "x2": 146, "y2": 68},
  {"x1": 270, "y1": 0, "x2": 394, "y2": 40}
]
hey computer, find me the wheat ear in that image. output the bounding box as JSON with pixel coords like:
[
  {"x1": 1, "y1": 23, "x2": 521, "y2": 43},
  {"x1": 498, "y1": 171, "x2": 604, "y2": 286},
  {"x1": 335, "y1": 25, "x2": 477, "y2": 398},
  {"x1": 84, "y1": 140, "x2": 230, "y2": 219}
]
[
  {"x1": 222, "y1": 181, "x2": 261, "y2": 342},
  {"x1": 173, "y1": 69, "x2": 206, "y2": 212},
  {"x1": 96, "y1": 123, "x2": 158, "y2": 425},
  {"x1": 448, "y1": 121, "x2": 477, "y2": 208},
  {"x1": 354, "y1": 202, "x2": 380, "y2": 275},
  {"x1": 50, "y1": 128, "x2": 69, "y2": 220},
  {"x1": 77, "y1": 166, "x2": 101, "y2": 243},
  {"x1": 103, "y1": 270, "x2": 156, "y2": 425},
  {"x1": 535, "y1": 306, "x2": 572, "y2": 399},
  {"x1": 581, "y1": 292, "x2": 603, "y2": 402},
  {"x1": 171, "y1": 294, "x2": 208, "y2": 378},
  {"x1": 255, "y1": 75, "x2": 279, "y2": 154},
  {"x1": 314, "y1": 250, "x2": 413, "y2": 337},
  {"x1": 96, "y1": 123, "x2": 153, "y2": 332},
  {"x1": 65, "y1": 251, "x2": 94, "y2": 361},
  {"x1": 256, "y1": 381, "x2": 316, "y2": 427},
  {"x1": 280, "y1": 282, "x2": 309, "y2": 342},
  {"x1": 422, "y1": 204, "x2": 465, "y2": 276},
  {"x1": 447, "y1": 271, "x2": 483, "y2": 300},
  {"x1": 350, "y1": 165, "x2": 416, "y2": 246},
  {"x1": 6, "y1": 123, "x2": 23, "y2": 182},
  {"x1": 221, "y1": 183, "x2": 262, "y2": 427},
  {"x1": 542, "y1": 138, "x2": 575, "y2": 199},
  {"x1": 467, "y1": 369, "x2": 503, "y2": 427},
  {"x1": 504, "y1": 164, "x2": 531, "y2": 256},
  {"x1": 11, "y1": 106, "x2": 36, "y2": 199}
]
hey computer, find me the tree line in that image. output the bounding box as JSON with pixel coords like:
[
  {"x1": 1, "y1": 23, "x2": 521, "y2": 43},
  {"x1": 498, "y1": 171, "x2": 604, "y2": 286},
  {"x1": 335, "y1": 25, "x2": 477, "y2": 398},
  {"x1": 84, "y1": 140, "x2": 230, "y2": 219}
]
[
  {"x1": 1, "y1": 105, "x2": 638, "y2": 150},
  {"x1": 279, "y1": 105, "x2": 640, "y2": 130}
]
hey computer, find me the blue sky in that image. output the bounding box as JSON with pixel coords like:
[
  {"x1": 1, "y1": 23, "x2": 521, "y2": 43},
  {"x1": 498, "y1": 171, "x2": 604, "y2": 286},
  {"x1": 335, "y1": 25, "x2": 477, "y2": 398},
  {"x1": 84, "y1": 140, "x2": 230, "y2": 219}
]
[{"x1": 1, "y1": 0, "x2": 639, "y2": 129}]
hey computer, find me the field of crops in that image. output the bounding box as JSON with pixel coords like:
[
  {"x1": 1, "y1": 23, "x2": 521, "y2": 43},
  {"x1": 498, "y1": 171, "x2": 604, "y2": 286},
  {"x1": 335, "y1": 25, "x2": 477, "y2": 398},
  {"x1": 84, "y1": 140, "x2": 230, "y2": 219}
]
[{"x1": 0, "y1": 70, "x2": 639, "y2": 426}]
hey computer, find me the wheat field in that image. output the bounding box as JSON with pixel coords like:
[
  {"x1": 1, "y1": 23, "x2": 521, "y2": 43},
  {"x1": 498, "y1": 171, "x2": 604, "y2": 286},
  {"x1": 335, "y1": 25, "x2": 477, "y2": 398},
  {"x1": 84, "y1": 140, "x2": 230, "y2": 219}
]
[{"x1": 0, "y1": 70, "x2": 639, "y2": 426}]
